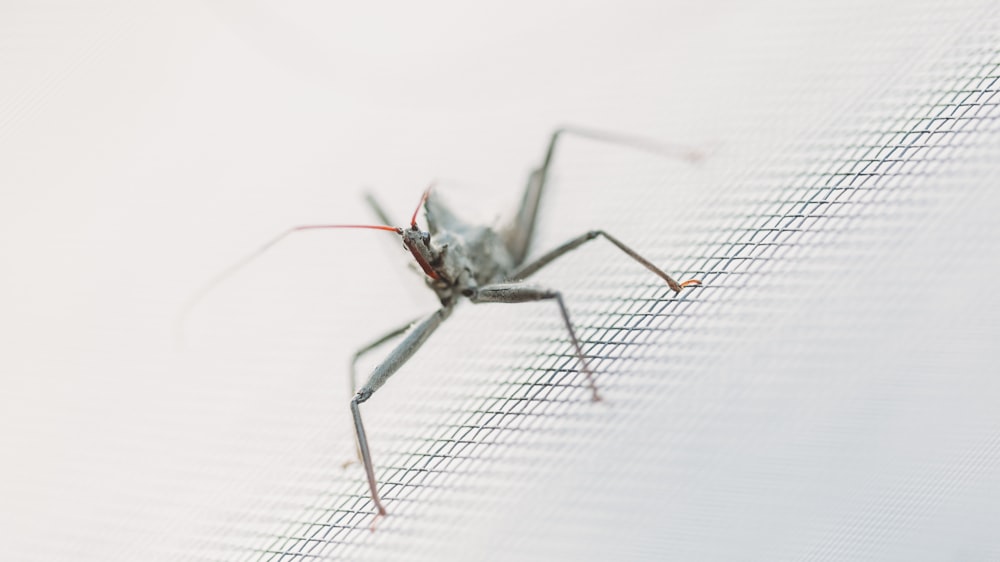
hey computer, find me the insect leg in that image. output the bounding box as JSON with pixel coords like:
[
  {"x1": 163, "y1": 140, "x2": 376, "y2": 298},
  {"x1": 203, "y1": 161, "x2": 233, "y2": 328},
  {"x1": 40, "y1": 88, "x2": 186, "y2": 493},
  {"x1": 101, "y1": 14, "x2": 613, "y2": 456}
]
[
  {"x1": 343, "y1": 318, "x2": 422, "y2": 465},
  {"x1": 505, "y1": 127, "x2": 702, "y2": 266},
  {"x1": 508, "y1": 230, "x2": 701, "y2": 293},
  {"x1": 349, "y1": 318, "x2": 423, "y2": 397},
  {"x1": 352, "y1": 306, "x2": 453, "y2": 520},
  {"x1": 468, "y1": 283, "x2": 601, "y2": 401},
  {"x1": 504, "y1": 130, "x2": 562, "y2": 266}
]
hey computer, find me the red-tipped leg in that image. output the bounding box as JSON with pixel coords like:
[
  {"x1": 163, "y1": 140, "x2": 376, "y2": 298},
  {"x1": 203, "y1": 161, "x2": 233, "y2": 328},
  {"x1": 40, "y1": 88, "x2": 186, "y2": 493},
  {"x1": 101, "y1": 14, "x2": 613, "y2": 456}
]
[{"x1": 369, "y1": 505, "x2": 387, "y2": 533}]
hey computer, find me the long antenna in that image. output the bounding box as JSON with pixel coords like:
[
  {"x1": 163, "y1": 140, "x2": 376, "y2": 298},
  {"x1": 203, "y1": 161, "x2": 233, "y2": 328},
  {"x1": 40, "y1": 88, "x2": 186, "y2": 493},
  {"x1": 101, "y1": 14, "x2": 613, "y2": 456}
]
[
  {"x1": 175, "y1": 223, "x2": 401, "y2": 346},
  {"x1": 410, "y1": 183, "x2": 434, "y2": 228}
]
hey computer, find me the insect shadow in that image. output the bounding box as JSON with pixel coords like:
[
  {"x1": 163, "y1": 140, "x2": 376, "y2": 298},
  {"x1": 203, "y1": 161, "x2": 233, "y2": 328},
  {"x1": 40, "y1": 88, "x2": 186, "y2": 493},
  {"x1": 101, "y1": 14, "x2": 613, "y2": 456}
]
[{"x1": 178, "y1": 126, "x2": 702, "y2": 528}]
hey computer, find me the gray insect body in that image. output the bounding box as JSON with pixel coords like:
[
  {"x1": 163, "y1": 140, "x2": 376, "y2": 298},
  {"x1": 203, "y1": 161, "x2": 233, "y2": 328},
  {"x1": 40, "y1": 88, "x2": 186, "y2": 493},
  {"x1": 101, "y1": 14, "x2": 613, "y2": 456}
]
[
  {"x1": 183, "y1": 127, "x2": 702, "y2": 528},
  {"x1": 409, "y1": 194, "x2": 515, "y2": 307},
  {"x1": 348, "y1": 129, "x2": 701, "y2": 524}
]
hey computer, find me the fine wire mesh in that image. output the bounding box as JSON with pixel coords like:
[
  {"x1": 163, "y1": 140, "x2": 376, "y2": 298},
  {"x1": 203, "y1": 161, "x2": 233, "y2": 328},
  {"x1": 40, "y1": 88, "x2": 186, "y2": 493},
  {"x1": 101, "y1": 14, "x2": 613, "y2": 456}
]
[
  {"x1": 6, "y1": 2, "x2": 999, "y2": 561},
  {"x1": 214, "y1": 8, "x2": 1000, "y2": 561}
]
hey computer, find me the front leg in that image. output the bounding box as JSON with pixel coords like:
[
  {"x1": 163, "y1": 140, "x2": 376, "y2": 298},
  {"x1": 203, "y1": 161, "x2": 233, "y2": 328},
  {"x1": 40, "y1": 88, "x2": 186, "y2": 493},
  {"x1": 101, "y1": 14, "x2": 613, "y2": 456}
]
[
  {"x1": 349, "y1": 317, "x2": 423, "y2": 398},
  {"x1": 352, "y1": 306, "x2": 453, "y2": 522},
  {"x1": 467, "y1": 283, "x2": 601, "y2": 401},
  {"x1": 340, "y1": 318, "x2": 423, "y2": 467}
]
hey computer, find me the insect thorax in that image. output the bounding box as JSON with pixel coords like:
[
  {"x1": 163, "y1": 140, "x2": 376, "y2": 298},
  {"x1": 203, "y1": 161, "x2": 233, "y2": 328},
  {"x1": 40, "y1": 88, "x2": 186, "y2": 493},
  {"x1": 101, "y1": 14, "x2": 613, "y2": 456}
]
[{"x1": 427, "y1": 224, "x2": 514, "y2": 304}]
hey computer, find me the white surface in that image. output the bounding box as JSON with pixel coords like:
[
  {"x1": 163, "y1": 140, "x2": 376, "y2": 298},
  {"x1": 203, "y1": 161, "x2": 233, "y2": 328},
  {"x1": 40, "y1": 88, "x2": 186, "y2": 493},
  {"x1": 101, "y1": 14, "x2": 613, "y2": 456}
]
[{"x1": 2, "y1": 1, "x2": 999, "y2": 560}]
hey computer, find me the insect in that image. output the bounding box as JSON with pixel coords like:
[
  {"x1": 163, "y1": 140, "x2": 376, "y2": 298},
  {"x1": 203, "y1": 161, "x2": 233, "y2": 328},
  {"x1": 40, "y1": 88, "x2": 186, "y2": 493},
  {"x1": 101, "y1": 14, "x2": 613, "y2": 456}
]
[{"x1": 181, "y1": 126, "x2": 702, "y2": 526}]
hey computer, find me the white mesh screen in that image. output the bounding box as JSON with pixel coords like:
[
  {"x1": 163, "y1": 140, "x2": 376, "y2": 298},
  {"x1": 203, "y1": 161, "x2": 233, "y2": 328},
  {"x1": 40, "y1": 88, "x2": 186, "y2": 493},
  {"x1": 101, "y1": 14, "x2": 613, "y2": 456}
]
[{"x1": 2, "y1": 1, "x2": 999, "y2": 561}]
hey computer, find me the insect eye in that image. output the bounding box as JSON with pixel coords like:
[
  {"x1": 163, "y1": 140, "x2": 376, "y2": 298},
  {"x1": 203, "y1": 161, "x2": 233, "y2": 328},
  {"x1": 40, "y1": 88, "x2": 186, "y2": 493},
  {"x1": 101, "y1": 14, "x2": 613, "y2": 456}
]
[{"x1": 422, "y1": 233, "x2": 430, "y2": 245}]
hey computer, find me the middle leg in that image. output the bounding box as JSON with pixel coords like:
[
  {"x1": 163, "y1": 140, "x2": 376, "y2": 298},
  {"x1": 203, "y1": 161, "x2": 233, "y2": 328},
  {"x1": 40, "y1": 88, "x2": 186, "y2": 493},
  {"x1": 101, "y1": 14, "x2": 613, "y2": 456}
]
[{"x1": 468, "y1": 283, "x2": 601, "y2": 401}]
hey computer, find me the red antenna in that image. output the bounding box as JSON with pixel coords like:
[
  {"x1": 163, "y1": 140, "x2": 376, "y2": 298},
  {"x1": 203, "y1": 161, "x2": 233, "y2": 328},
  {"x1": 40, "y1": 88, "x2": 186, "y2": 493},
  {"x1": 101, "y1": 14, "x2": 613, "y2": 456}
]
[
  {"x1": 291, "y1": 224, "x2": 401, "y2": 234},
  {"x1": 410, "y1": 183, "x2": 434, "y2": 228}
]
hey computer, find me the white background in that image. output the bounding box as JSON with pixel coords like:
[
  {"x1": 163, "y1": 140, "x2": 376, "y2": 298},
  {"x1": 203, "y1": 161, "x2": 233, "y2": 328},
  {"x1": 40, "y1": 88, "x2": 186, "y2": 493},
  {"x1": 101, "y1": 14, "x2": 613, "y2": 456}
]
[{"x1": 2, "y1": 1, "x2": 999, "y2": 560}]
